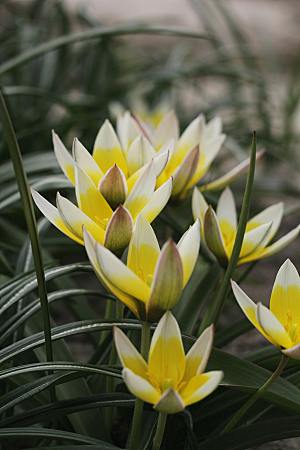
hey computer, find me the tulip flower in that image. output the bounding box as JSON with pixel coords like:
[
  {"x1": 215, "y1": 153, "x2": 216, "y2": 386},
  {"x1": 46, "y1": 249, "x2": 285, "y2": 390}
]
[
  {"x1": 83, "y1": 215, "x2": 200, "y2": 321},
  {"x1": 232, "y1": 259, "x2": 300, "y2": 359},
  {"x1": 32, "y1": 152, "x2": 172, "y2": 254},
  {"x1": 114, "y1": 311, "x2": 223, "y2": 413},
  {"x1": 192, "y1": 187, "x2": 300, "y2": 266}
]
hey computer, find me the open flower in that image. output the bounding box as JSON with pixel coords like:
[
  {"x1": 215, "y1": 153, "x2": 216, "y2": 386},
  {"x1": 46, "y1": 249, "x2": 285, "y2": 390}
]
[
  {"x1": 32, "y1": 151, "x2": 172, "y2": 254},
  {"x1": 232, "y1": 259, "x2": 300, "y2": 359},
  {"x1": 83, "y1": 215, "x2": 200, "y2": 321},
  {"x1": 114, "y1": 311, "x2": 223, "y2": 414},
  {"x1": 192, "y1": 187, "x2": 300, "y2": 266}
]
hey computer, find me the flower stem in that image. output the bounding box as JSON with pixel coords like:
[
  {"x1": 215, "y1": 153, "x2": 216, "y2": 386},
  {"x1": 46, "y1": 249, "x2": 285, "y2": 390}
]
[
  {"x1": 222, "y1": 354, "x2": 288, "y2": 434},
  {"x1": 127, "y1": 321, "x2": 151, "y2": 450},
  {"x1": 152, "y1": 412, "x2": 168, "y2": 450}
]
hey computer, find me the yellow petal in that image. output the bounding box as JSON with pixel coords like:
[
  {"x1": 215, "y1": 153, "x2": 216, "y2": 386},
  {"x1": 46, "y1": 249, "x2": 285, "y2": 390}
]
[
  {"x1": 83, "y1": 229, "x2": 142, "y2": 318},
  {"x1": 74, "y1": 165, "x2": 112, "y2": 228},
  {"x1": 154, "y1": 388, "x2": 185, "y2": 414},
  {"x1": 256, "y1": 225, "x2": 300, "y2": 262},
  {"x1": 247, "y1": 203, "x2": 283, "y2": 244},
  {"x1": 148, "y1": 312, "x2": 185, "y2": 387},
  {"x1": 192, "y1": 187, "x2": 208, "y2": 235},
  {"x1": 231, "y1": 280, "x2": 274, "y2": 344},
  {"x1": 177, "y1": 219, "x2": 200, "y2": 287},
  {"x1": 52, "y1": 130, "x2": 75, "y2": 184},
  {"x1": 256, "y1": 303, "x2": 293, "y2": 349},
  {"x1": 113, "y1": 327, "x2": 148, "y2": 377},
  {"x1": 127, "y1": 214, "x2": 160, "y2": 284},
  {"x1": 72, "y1": 138, "x2": 103, "y2": 187},
  {"x1": 56, "y1": 193, "x2": 105, "y2": 244},
  {"x1": 139, "y1": 178, "x2": 172, "y2": 224},
  {"x1": 31, "y1": 189, "x2": 82, "y2": 244},
  {"x1": 216, "y1": 188, "x2": 237, "y2": 245},
  {"x1": 94, "y1": 242, "x2": 151, "y2": 303},
  {"x1": 238, "y1": 222, "x2": 272, "y2": 260},
  {"x1": 180, "y1": 371, "x2": 223, "y2": 406},
  {"x1": 93, "y1": 120, "x2": 127, "y2": 175},
  {"x1": 204, "y1": 206, "x2": 228, "y2": 266},
  {"x1": 269, "y1": 259, "x2": 300, "y2": 338},
  {"x1": 184, "y1": 324, "x2": 214, "y2": 381},
  {"x1": 147, "y1": 241, "x2": 183, "y2": 320},
  {"x1": 122, "y1": 368, "x2": 160, "y2": 405},
  {"x1": 171, "y1": 147, "x2": 199, "y2": 197}
]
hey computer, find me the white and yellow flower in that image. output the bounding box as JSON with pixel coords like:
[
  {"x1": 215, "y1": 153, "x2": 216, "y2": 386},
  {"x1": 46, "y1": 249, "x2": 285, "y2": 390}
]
[
  {"x1": 192, "y1": 187, "x2": 300, "y2": 266},
  {"x1": 32, "y1": 149, "x2": 172, "y2": 254},
  {"x1": 83, "y1": 215, "x2": 200, "y2": 321},
  {"x1": 114, "y1": 311, "x2": 223, "y2": 414},
  {"x1": 232, "y1": 259, "x2": 300, "y2": 359}
]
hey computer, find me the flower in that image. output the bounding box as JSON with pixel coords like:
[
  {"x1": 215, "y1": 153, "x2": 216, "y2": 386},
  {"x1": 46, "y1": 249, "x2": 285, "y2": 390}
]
[
  {"x1": 114, "y1": 311, "x2": 223, "y2": 414},
  {"x1": 232, "y1": 259, "x2": 300, "y2": 359},
  {"x1": 32, "y1": 147, "x2": 172, "y2": 254},
  {"x1": 192, "y1": 187, "x2": 300, "y2": 266},
  {"x1": 83, "y1": 215, "x2": 200, "y2": 321}
]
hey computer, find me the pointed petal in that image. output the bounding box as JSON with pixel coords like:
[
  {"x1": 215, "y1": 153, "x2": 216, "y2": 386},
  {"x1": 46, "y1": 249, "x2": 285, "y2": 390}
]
[
  {"x1": 247, "y1": 202, "x2": 283, "y2": 244},
  {"x1": 199, "y1": 150, "x2": 264, "y2": 192},
  {"x1": 258, "y1": 225, "x2": 300, "y2": 260},
  {"x1": 153, "y1": 110, "x2": 179, "y2": 149},
  {"x1": 94, "y1": 242, "x2": 151, "y2": 302},
  {"x1": 126, "y1": 135, "x2": 156, "y2": 175},
  {"x1": 124, "y1": 159, "x2": 156, "y2": 220},
  {"x1": 93, "y1": 120, "x2": 127, "y2": 175},
  {"x1": 83, "y1": 229, "x2": 141, "y2": 318},
  {"x1": 113, "y1": 327, "x2": 148, "y2": 377},
  {"x1": 184, "y1": 324, "x2": 214, "y2": 380},
  {"x1": 177, "y1": 219, "x2": 201, "y2": 287},
  {"x1": 72, "y1": 138, "x2": 103, "y2": 186},
  {"x1": 148, "y1": 312, "x2": 185, "y2": 385},
  {"x1": 127, "y1": 214, "x2": 160, "y2": 283},
  {"x1": 74, "y1": 165, "x2": 112, "y2": 228},
  {"x1": 231, "y1": 280, "x2": 273, "y2": 343},
  {"x1": 56, "y1": 193, "x2": 105, "y2": 244},
  {"x1": 139, "y1": 178, "x2": 173, "y2": 224},
  {"x1": 52, "y1": 130, "x2": 75, "y2": 184},
  {"x1": 154, "y1": 389, "x2": 185, "y2": 414},
  {"x1": 256, "y1": 303, "x2": 293, "y2": 349},
  {"x1": 117, "y1": 111, "x2": 141, "y2": 151},
  {"x1": 99, "y1": 165, "x2": 128, "y2": 209},
  {"x1": 172, "y1": 147, "x2": 199, "y2": 197},
  {"x1": 238, "y1": 222, "x2": 273, "y2": 260},
  {"x1": 123, "y1": 368, "x2": 160, "y2": 405},
  {"x1": 270, "y1": 259, "x2": 300, "y2": 330},
  {"x1": 216, "y1": 188, "x2": 237, "y2": 244},
  {"x1": 192, "y1": 188, "x2": 209, "y2": 228},
  {"x1": 147, "y1": 241, "x2": 183, "y2": 320},
  {"x1": 204, "y1": 206, "x2": 228, "y2": 266},
  {"x1": 176, "y1": 115, "x2": 204, "y2": 158},
  {"x1": 31, "y1": 189, "x2": 82, "y2": 244},
  {"x1": 104, "y1": 206, "x2": 133, "y2": 254},
  {"x1": 180, "y1": 371, "x2": 223, "y2": 406}
]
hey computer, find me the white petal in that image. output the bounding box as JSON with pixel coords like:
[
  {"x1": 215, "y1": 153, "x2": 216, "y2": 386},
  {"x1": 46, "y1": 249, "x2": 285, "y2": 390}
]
[
  {"x1": 52, "y1": 130, "x2": 74, "y2": 184},
  {"x1": 256, "y1": 303, "x2": 292, "y2": 348},
  {"x1": 113, "y1": 327, "x2": 147, "y2": 376},
  {"x1": 177, "y1": 219, "x2": 200, "y2": 287},
  {"x1": 123, "y1": 368, "x2": 160, "y2": 405},
  {"x1": 153, "y1": 110, "x2": 179, "y2": 148},
  {"x1": 72, "y1": 138, "x2": 103, "y2": 186},
  {"x1": 184, "y1": 324, "x2": 214, "y2": 380},
  {"x1": 139, "y1": 178, "x2": 172, "y2": 223},
  {"x1": 216, "y1": 188, "x2": 237, "y2": 233}
]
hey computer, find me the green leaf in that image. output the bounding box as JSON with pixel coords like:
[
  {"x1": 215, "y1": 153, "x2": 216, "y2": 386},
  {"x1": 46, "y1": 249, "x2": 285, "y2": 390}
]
[
  {"x1": 0, "y1": 427, "x2": 113, "y2": 445},
  {"x1": 197, "y1": 416, "x2": 300, "y2": 450}
]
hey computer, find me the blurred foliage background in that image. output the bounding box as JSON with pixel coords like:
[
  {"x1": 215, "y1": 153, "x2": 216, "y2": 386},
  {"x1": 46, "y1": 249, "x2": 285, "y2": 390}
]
[{"x1": 0, "y1": 1, "x2": 300, "y2": 448}]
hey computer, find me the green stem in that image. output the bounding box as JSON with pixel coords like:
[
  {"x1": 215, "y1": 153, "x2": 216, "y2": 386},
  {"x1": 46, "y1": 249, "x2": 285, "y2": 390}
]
[
  {"x1": 127, "y1": 321, "x2": 151, "y2": 450},
  {"x1": 152, "y1": 412, "x2": 168, "y2": 450},
  {"x1": 0, "y1": 91, "x2": 54, "y2": 395},
  {"x1": 222, "y1": 354, "x2": 288, "y2": 434},
  {"x1": 199, "y1": 133, "x2": 257, "y2": 332}
]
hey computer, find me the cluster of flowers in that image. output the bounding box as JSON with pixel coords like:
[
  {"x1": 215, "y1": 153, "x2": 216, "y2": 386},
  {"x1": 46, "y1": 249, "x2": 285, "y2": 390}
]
[{"x1": 32, "y1": 108, "x2": 300, "y2": 414}]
